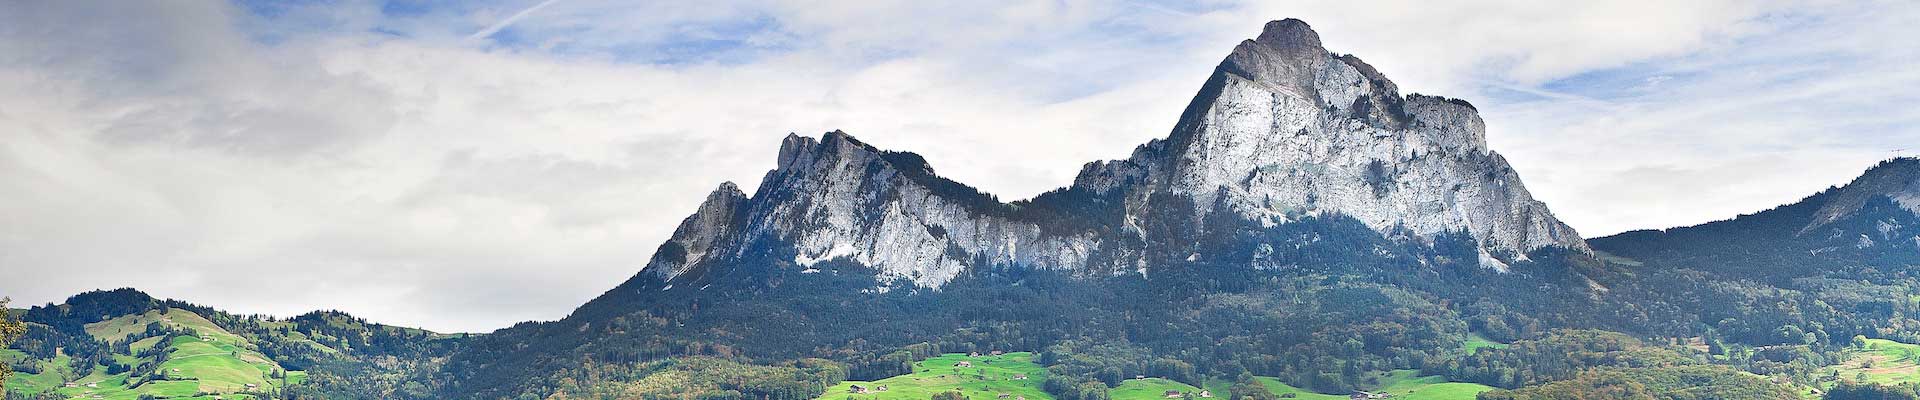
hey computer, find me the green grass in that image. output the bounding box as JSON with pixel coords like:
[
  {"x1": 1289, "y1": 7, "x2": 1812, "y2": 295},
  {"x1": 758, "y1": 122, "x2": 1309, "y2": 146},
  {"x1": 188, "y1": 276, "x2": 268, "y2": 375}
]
[
  {"x1": 1252, "y1": 377, "x2": 1345, "y2": 400},
  {"x1": 1367, "y1": 370, "x2": 1495, "y2": 400},
  {"x1": 1248, "y1": 371, "x2": 1489, "y2": 400},
  {"x1": 7, "y1": 308, "x2": 303, "y2": 399},
  {"x1": 3, "y1": 353, "x2": 70, "y2": 395},
  {"x1": 818, "y1": 353, "x2": 1049, "y2": 400},
  {"x1": 1462, "y1": 333, "x2": 1508, "y2": 355},
  {"x1": 129, "y1": 336, "x2": 165, "y2": 353},
  {"x1": 84, "y1": 310, "x2": 166, "y2": 342},
  {"x1": 1109, "y1": 377, "x2": 1213, "y2": 400},
  {"x1": 162, "y1": 337, "x2": 274, "y2": 392},
  {"x1": 1824, "y1": 338, "x2": 1920, "y2": 387}
]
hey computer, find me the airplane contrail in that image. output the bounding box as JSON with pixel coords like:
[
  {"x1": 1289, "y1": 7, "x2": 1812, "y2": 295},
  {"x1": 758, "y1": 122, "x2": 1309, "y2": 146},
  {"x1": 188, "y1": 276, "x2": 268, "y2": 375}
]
[{"x1": 468, "y1": 0, "x2": 563, "y2": 41}]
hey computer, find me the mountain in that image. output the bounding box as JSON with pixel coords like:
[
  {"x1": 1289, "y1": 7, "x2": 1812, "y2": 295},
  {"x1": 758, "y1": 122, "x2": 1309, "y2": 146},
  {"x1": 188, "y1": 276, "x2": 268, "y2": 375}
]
[
  {"x1": 640, "y1": 19, "x2": 1585, "y2": 295},
  {"x1": 427, "y1": 19, "x2": 1660, "y2": 400},
  {"x1": 18, "y1": 18, "x2": 1901, "y2": 400},
  {"x1": 1593, "y1": 157, "x2": 1920, "y2": 280},
  {"x1": 1577, "y1": 158, "x2": 1920, "y2": 349},
  {"x1": 1, "y1": 289, "x2": 456, "y2": 400}
]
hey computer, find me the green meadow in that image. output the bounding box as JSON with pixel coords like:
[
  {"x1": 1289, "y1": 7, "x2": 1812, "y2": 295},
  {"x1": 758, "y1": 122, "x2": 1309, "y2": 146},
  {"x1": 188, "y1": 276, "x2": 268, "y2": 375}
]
[
  {"x1": 819, "y1": 352, "x2": 1049, "y2": 400},
  {"x1": 1825, "y1": 338, "x2": 1920, "y2": 387},
  {"x1": 1462, "y1": 333, "x2": 1507, "y2": 355},
  {"x1": 1362, "y1": 370, "x2": 1495, "y2": 400},
  {"x1": 1108, "y1": 377, "x2": 1226, "y2": 400}
]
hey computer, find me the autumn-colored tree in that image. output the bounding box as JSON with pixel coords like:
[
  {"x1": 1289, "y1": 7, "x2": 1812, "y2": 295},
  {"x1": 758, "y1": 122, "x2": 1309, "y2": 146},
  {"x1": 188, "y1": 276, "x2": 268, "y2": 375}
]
[{"x1": 0, "y1": 298, "x2": 27, "y2": 384}]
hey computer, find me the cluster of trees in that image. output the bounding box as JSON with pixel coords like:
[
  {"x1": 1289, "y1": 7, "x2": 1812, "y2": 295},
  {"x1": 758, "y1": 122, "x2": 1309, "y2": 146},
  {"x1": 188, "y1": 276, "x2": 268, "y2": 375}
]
[
  {"x1": 1437, "y1": 330, "x2": 1694, "y2": 389},
  {"x1": 1477, "y1": 365, "x2": 1795, "y2": 400},
  {"x1": 420, "y1": 212, "x2": 1671, "y2": 398},
  {"x1": 1, "y1": 298, "x2": 26, "y2": 384},
  {"x1": 1824, "y1": 382, "x2": 1920, "y2": 400}
]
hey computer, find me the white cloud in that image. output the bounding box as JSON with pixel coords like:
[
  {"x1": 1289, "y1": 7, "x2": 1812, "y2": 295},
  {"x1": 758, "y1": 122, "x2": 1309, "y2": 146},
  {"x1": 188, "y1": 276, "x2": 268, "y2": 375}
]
[{"x1": 1, "y1": 0, "x2": 1913, "y2": 331}]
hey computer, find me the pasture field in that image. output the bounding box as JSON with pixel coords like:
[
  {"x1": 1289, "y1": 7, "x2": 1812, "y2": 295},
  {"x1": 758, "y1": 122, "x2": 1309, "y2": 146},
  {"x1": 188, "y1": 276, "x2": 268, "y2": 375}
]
[
  {"x1": 1365, "y1": 370, "x2": 1495, "y2": 400},
  {"x1": 5, "y1": 308, "x2": 300, "y2": 399},
  {"x1": 1826, "y1": 338, "x2": 1920, "y2": 386},
  {"x1": 818, "y1": 352, "x2": 1049, "y2": 400},
  {"x1": 1108, "y1": 377, "x2": 1226, "y2": 400}
]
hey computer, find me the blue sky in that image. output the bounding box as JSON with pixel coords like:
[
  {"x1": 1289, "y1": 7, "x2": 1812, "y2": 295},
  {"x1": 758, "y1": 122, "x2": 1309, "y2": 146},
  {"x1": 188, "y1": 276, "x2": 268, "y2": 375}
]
[{"x1": 2, "y1": 0, "x2": 1916, "y2": 332}]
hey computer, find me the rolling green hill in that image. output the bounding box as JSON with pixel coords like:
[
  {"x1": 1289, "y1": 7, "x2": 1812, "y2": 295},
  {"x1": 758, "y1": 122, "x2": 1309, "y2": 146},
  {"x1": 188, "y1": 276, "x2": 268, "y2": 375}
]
[
  {"x1": 7, "y1": 307, "x2": 302, "y2": 399},
  {"x1": 4, "y1": 289, "x2": 445, "y2": 399}
]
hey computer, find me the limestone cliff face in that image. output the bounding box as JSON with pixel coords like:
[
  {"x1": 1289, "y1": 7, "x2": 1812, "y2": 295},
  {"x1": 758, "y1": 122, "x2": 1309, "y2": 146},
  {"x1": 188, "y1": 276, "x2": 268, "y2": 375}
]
[
  {"x1": 1073, "y1": 19, "x2": 1588, "y2": 269},
  {"x1": 641, "y1": 19, "x2": 1589, "y2": 287},
  {"x1": 647, "y1": 131, "x2": 1098, "y2": 286}
]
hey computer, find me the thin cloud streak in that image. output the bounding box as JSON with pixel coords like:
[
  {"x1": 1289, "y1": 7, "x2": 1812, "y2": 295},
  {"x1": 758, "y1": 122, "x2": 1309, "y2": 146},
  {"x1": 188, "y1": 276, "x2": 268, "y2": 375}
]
[{"x1": 467, "y1": 0, "x2": 563, "y2": 40}]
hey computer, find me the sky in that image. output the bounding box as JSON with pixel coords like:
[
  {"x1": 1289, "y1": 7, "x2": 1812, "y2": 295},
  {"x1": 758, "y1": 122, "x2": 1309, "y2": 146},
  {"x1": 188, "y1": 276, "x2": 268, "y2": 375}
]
[{"x1": 2, "y1": 0, "x2": 1916, "y2": 333}]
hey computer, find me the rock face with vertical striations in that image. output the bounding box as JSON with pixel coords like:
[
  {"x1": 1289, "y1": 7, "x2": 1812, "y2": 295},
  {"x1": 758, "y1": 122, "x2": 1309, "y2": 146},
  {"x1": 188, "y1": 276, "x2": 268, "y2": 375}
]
[
  {"x1": 636, "y1": 18, "x2": 1587, "y2": 290},
  {"x1": 1070, "y1": 18, "x2": 1587, "y2": 271}
]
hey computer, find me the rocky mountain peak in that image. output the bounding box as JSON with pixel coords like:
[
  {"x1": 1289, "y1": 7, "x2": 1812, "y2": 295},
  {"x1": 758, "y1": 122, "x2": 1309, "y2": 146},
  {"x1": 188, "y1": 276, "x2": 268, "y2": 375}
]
[
  {"x1": 1249, "y1": 19, "x2": 1325, "y2": 59},
  {"x1": 1806, "y1": 157, "x2": 1920, "y2": 231},
  {"x1": 1219, "y1": 19, "x2": 1332, "y2": 102},
  {"x1": 1072, "y1": 20, "x2": 1588, "y2": 263},
  {"x1": 645, "y1": 181, "x2": 749, "y2": 281},
  {"x1": 636, "y1": 18, "x2": 1590, "y2": 289}
]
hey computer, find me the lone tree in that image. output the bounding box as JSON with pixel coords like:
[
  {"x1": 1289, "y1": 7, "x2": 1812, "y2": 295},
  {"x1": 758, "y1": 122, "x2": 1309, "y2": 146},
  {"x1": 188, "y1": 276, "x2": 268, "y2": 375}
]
[{"x1": 0, "y1": 298, "x2": 26, "y2": 384}]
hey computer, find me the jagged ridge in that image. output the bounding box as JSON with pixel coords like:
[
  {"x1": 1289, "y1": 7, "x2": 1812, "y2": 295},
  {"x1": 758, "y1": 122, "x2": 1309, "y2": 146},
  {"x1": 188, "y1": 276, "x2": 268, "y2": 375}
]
[{"x1": 643, "y1": 19, "x2": 1588, "y2": 288}]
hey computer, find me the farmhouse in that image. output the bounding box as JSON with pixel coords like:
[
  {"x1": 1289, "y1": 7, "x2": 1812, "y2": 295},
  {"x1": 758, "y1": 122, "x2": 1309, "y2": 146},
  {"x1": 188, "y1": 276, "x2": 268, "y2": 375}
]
[
  {"x1": 1013, "y1": 373, "x2": 1028, "y2": 380},
  {"x1": 956, "y1": 361, "x2": 973, "y2": 368},
  {"x1": 1164, "y1": 390, "x2": 1182, "y2": 398},
  {"x1": 849, "y1": 384, "x2": 867, "y2": 394},
  {"x1": 1200, "y1": 390, "x2": 1213, "y2": 398},
  {"x1": 1349, "y1": 391, "x2": 1391, "y2": 399}
]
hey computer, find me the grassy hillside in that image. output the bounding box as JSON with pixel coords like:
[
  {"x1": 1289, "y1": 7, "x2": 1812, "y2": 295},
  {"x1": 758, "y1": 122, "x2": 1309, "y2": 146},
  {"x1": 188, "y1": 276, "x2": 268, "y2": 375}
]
[
  {"x1": 1107, "y1": 377, "x2": 1224, "y2": 400},
  {"x1": 6, "y1": 307, "x2": 299, "y2": 399},
  {"x1": 1826, "y1": 338, "x2": 1920, "y2": 386},
  {"x1": 1365, "y1": 370, "x2": 1495, "y2": 400},
  {"x1": 818, "y1": 352, "x2": 1048, "y2": 400},
  {"x1": 6, "y1": 289, "x2": 453, "y2": 399},
  {"x1": 1252, "y1": 377, "x2": 1345, "y2": 400}
]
